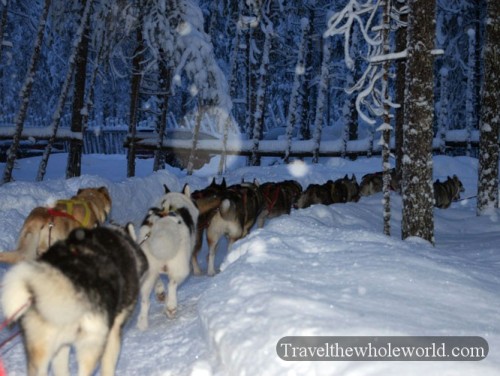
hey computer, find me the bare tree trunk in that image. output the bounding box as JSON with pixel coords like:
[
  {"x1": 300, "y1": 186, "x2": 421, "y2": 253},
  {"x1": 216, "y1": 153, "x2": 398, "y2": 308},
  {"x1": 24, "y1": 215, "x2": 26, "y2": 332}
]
[
  {"x1": 437, "y1": 68, "x2": 449, "y2": 154},
  {"x1": 127, "y1": 22, "x2": 144, "y2": 178},
  {"x1": 153, "y1": 61, "x2": 172, "y2": 172},
  {"x1": 2, "y1": 0, "x2": 52, "y2": 184},
  {"x1": 187, "y1": 101, "x2": 203, "y2": 175},
  {"x1": 311, "y1": 38, "x2": 331, "y2": 164},
  {"x1": 0, "y1": 0, "x2": 9, "y2": 64},
  {"x1": 394, "y1": 2, "x2": 407, "y2": 179},
  {"x1": 381, "y1": 0, "x2": 393, "y2": 237},
  {"x1": 66, "y1": 19, "x2": 90, "y2": 179},
  {"x1": 465, "y1": 28, "x2": 476, "y2": 157},
  {"x1": 217, "y1": 114, "x2": 230, "y2": 175},
  {"x1": 36, "y1": 0, "x2": 94, "y2": 182},
  {"x1": 477, "y1": 0, "x2": 499, "y2": 215},
  {"x1": 284, "y1": 17, "x2": 309, "y2": 163},
  {"x1": 299, "y1": 7, "x2": 314, "y2": 141},
  {"x1": 401, "y1": 0, "x2": 435, "y2": 244},
  {"x1": 251, "y1": 22, "x2": 272, "y2": 166}
]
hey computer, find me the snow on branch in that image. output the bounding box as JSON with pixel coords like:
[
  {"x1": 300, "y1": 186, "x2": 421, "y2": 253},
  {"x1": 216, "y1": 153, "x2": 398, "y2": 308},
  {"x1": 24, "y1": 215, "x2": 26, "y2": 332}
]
[{"x1": 323, "y1": 0, "x2": 408, "y2": 125}]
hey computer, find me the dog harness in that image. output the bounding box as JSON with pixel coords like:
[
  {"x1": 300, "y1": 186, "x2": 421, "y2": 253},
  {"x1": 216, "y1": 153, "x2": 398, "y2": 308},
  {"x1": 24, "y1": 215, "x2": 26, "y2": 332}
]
[
  {"x1": 43, "y1": 200, "x2": 92, "y2": 253},
  {"x1": 262, "y1": 184, "x2": 281, "y2": 212},
  {"x1": 53, "y1": 199, "x2": 92, "y2": 227}
]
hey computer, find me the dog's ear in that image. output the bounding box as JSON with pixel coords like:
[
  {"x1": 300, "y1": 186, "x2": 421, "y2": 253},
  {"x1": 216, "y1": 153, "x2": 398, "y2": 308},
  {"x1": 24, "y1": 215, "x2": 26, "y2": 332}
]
[
  {"x1": 98, "y1": 186, "x2": 109, "y2": 194},
  {"x1": 210, "y1": 177, "x2": 217, "y2": 187},
  {"x1": 183, "y1": 184, "x2": 191, "y2": 197},
  {"x1": 344, "y1": 174, "x2": 348, "y2": 179},
  {"x1": 163, "y1": 184, "x2": 170, "y2": 194},
  {"x1": 125, "y1": 223, "x2": 137, "y2": 242},
  {"x1": 351, "y1": 174, "x2": 357, "y2": 182},
  {"x1": 221, "y1": 178, "x2": 227, "y2": 189}
]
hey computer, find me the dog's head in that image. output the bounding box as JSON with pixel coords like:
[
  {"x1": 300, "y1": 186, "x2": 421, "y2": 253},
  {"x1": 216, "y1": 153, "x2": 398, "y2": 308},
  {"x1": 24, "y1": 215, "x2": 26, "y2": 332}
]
[
  {"x1": 191, "y1": 178, "x2": 227, "y2": 215},
  {"x1": 158, "y1": 184, "x2": 199, "y2": 234},
  {"x1": 75, "y1": 186, "x2": 112, "y2": 222},
  {"x1": 449, "y1": 175, "x2": 465, "y2": 201}
]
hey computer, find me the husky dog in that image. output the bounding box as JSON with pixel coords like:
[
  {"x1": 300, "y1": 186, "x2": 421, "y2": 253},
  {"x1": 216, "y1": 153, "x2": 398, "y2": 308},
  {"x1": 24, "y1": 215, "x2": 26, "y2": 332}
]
[
  {"x1": 256, "y1": 180, "x2": 302, "y2": 228},
  {"x1": 190, "y1": 178, "x2": 227, "y2": 275},
  {"x1": 295, "y1": 175, "x2": 358, "y2": 209},
  {"x1": 0, "y1": 186, "x2": 112, "y2": 264},
  {"x1": 205, "y1": 181, "x2": 263, "y2": 276},
  {"x1": 1, "y1": 225, "x2": 147, "y2": 376},
  {"x1": 434, "y1": 175, "x2": 465, "y2": 209},
  {"x1": 136, "y1": 184, "x2": 198, "y2": 329},
  {"x1": 336, "y1": 174, "x2": 360, "y2": 203},
  {"x1": 359, "y1": 169, "x2": 400, "y2": 196},
  {"x1": 295, "y1": 183, "x2": 334, "y2": 209}
]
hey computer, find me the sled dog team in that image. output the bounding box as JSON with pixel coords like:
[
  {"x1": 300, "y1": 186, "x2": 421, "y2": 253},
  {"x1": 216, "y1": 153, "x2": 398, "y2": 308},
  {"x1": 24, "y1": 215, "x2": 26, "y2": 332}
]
[{"x1": 0, "y1": 172, "x2": 464, "y2": 375}]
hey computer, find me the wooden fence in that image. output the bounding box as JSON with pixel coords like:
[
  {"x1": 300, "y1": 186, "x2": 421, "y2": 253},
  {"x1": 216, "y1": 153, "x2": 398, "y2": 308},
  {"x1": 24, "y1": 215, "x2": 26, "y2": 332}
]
[{"x1": 0, "y1": 126, "x2": 481, "y2": 163}]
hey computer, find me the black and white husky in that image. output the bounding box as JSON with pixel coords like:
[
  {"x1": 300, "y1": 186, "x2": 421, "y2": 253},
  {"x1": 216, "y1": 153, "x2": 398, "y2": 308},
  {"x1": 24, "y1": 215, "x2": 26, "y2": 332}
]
[
  {"x1": 136, "y1": 184, "x2": 198, "y2": 330},
  {"x1": 1, "y1": 225, "x2": 148, "y2": 376}
]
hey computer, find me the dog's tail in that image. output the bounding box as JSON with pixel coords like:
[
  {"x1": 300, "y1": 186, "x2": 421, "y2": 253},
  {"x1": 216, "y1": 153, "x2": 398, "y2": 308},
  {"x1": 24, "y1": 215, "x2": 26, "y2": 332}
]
[
  {"x1": 219, "y1": 199, "x2": 237, "y2": 220},
  {"x1": 1, "y1": 262, "x2": 86, "y2": 325},
  {"x1": 0, "y1": 250, "x2": 25, "y2": 264}
]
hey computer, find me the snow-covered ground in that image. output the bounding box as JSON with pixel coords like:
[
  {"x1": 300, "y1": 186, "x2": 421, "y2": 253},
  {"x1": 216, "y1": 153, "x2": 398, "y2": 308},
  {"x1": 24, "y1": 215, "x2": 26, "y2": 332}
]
[{"x1": 0, "y1": 153, "x2": 498, "y2": 375}]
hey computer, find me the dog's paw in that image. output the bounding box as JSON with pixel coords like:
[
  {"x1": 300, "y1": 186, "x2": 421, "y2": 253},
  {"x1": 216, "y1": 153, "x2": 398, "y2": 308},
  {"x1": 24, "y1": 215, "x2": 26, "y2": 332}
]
[{"x1": 165, "y1": 307, "x2": 177, "y2": 319}]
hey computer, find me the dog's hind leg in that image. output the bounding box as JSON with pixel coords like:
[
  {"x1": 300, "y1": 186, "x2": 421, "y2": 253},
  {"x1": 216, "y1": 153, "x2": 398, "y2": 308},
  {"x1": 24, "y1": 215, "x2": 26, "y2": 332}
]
[
  {"x1": 137, "y1": 269, "x2": 158, "y2": 330},
  {"x1": 191, "y1": 227, "x2": 204, "y2": 276},
  {"x1": 74, "y1": 318, "x2": 108, "y2": 376},
  {"x1": 154, "y1": 278, "x2": 166, "y2": 301},
  {"x1": 165, "y1": 279, "x2": 179, "y2": 318},
  {"x1": 165, "y1": 256, "x2": 190, "y2": 318},
  {"x1": 206, "y1": 239, "x2": 219, "y2": 277},
  {"x1": 256, "y1": 209, "x2": 268, "y2": 229},
  {"x1": 100, "y1": 310, "x2": 130, "y2": 376},
  {"x1": 51, "y1": 345, "x2": 71, "y2": 376}
]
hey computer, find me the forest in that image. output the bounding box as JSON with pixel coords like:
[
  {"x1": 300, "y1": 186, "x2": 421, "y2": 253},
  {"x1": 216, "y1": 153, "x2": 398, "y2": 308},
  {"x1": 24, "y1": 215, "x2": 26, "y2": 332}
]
[{"x1": 0, "y1": 0, "x2": 498, "y2": 242}]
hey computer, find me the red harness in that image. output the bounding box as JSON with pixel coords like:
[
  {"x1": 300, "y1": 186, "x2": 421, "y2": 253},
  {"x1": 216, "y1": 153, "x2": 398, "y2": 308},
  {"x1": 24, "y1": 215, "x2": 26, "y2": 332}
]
[
  {"x1": 262, "y1": 185, "x2": 281, "y2": 212},
  {"x1": 47, "y1": 208, "x2": 80, "y2": 223}
]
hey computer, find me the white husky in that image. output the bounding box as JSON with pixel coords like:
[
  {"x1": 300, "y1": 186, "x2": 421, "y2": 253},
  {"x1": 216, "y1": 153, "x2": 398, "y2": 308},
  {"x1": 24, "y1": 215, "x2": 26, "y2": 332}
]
[{"x1": 136, "y1": 184, "x2": 198, "y2": 330}]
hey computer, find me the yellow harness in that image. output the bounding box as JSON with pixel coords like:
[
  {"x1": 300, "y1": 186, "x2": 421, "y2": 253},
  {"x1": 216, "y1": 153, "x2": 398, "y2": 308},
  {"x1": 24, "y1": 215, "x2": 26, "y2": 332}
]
[{"x1": 54, "y1": 199, "x2": 92, "y2": 228}]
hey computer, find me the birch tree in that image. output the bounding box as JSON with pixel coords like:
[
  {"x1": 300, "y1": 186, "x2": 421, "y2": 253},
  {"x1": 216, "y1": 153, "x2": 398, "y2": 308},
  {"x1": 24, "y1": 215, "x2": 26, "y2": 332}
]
[
  {"x1": 284, "y1": 17, "x2": 309, "y2": 163},
  {"x1": 0, "y1": 0, "x2": 8, "y2": 64},
  {"x1": 2, "y1": 0, "x2": 52, "y2": 184},
  {"x1": 477, "y1": 0, "x2": 499, "y2": 215},
  {"x1": 401, "y1": 0, "x2": 435, "y2": 243},
  {"x1": 465, "y1": 27, "x2": 476, "y2": 157},
  {"x1": 37, "y1": 0, "x2": 94, "y2": 181},
  {"x1": 311, "y1": 37, "x2": 331, "y2": 164},
  {"x1": 250, "y1": 20, "x2": 272, "y2": 166},
  {"x1": 127, "y1": 3, "x2": 144, "y2": 178}
]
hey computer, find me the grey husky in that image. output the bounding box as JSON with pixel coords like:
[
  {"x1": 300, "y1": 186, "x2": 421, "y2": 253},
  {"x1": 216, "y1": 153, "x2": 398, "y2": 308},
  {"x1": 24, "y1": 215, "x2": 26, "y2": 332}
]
[
  {"x1": 434, "y1": 175, "x2": 464, "y2": 209},
  {"x1": 136, "y1": 184, "x2": 199, "y2": 330},
  {"x1": 1, "y1": 225, "x2": 147, "y2": 376}
]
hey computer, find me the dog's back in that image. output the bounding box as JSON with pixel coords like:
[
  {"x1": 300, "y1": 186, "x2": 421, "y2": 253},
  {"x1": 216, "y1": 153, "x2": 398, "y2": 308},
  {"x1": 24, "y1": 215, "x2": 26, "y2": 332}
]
[
  {"x1": 219, "y1": 182, "x2": 263, "y2": 231},
  {"x1": 1, "y1": 226, "x2": 147, "y2": 375},
  {"x1": 0, "y1": 186, "x2": 113, "y2": 265},
  {"x1": 295, "y1": 183, "x2": 332, "y2": 209}
]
